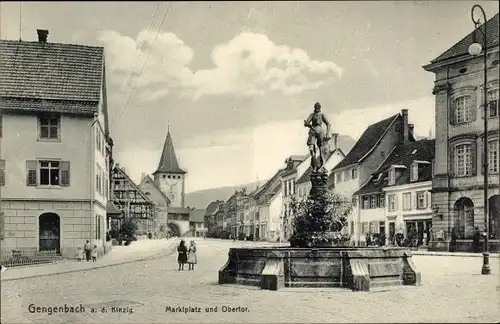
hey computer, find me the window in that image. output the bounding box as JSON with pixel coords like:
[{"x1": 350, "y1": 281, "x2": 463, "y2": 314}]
[
  {"x1": 362, "y1": 222, "x2": 369, "y2": 234},
  {"x1": 344, "y1": 170, "x2": 351, "y2": 181},
  {"x1": 38, "y1": 116, "x2": 60, "y2": 140},
  {"x1": 0, "y1": 160, "x2": 5, "y2": 186},
  {"x1": 454, "y1": 96, "x2": 474, "y2": 123},
  {"x1": 336, "y1": 172, "x2": 342, "y2": 183},
  {"x1": 96, "y1": 164, "x2": 102, "y2": 194},
  {"x1": 96, "y1": 130, "x2": 101, "y2": 152},
  {"x1": 362, "y1": 196, "x2": 369, "y2": 209},
  {"x1": 410, "y1": 163, "x2": 419, "y2": 182},
  {"x1": 388, "y1": 168, "x2": 396, "y2": 185},
  {"x1": 370, "y1": 221, "x2": 378, "y2": 234},
  {"x1": 388, "y1": 194, "x2": 397, "y2": 211},
  {"x1": 40, "y1": 161, "x2": 60, "y2": 185},
  {"x1": 379, "y1": 194, "x2": 385, "y2": 208},
  {"x1": 488, "y1": 139, "x2": 499, "y2": 174},
  {"x1": 95, "y1": 215, "x2": 102, "y2": 240},
  {"x1": 454, "y1": 143, "x2": 473, "y2": 176},
  {"x1": 487, "y1": 88, "x2": 499, "y2": 117},
  {"x1": 402, "y1": 193, "x2": 412, "y2": 210},
  {"x1": 370, "y1": 195, "x2": 377, "y2": 209},
  {"x1": 416, "y1": 191, "x2": 427, "y2": 209}
]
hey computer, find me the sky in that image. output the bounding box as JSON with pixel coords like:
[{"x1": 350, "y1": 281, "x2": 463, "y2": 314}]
[{"x1": 1, "y1": 1, "x2": 498, "y2": 192}]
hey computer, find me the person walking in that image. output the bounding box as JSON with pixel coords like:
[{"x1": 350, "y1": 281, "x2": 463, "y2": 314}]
[
  {"x1": 84, "y1": 240, "x2": 92, "y2": 262},
  {"x1": 177, "y1": 240, "x2": 188, "y2": 271},
  {"x1": 187, "y1": 241, "x2": 197, "y2": 270}
]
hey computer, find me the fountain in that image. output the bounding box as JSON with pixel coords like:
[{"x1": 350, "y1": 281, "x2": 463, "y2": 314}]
[{"x1": 218, "y1": 102, "x2": 421, "y2": 291}]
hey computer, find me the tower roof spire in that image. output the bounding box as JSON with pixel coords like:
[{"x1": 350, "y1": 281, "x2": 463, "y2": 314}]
[{"x1": 154, "y1": 130, "x2": 186, "y2": 175}]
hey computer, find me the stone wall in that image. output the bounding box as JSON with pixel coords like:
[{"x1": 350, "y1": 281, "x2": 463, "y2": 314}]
[{"x1": 0, "y1": 200, "x2": 94, "y2": 259}]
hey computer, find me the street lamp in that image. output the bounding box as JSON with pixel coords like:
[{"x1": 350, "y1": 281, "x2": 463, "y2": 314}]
[{"x1": 468, "y1": 4, "x2": 490, "y2": 275}]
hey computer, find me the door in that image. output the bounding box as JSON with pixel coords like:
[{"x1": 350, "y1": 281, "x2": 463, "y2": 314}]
[
  {"x1": 425, "y1": 220, "x2": 432, "y2": 245},
  {"x1": 389, "y1": 222, "x2": 395, "y2": 244},
  {"x1": 417, "y1": 221, "x2": 425, "y2": 246},
  {"x1": 39, "y1": 213, "x2": 61, "y2": 254}
]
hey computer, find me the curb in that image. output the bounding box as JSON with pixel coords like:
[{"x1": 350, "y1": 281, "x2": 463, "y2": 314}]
[
  {"x1": 412, "y1": 251, "x2": 499, "y2": 258},
  {"x1": 1, "y1": 239, "x2": 180, "y2": 282}
]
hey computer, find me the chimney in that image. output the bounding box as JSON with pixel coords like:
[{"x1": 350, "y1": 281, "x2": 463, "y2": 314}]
[
  {"x1": 401, "y1": 109, "x2": 409, "y2": 145},
  {"x1": 331, "y1": 133, "x2": 339, "y2": 151},
  {"x1": 37, "y1": 29, "x2": 49, "y2": 43},
  {"x1": 141, "y1": 173, "x2": 146, "y2": 181},
  {"x1": 408, "y1": 124, "x2": 414, "y2": 138}
]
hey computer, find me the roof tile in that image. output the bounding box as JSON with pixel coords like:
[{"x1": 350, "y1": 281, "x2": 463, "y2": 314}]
[{"x1": 0, "y1": 40, "x2": 103, "y2": 102}]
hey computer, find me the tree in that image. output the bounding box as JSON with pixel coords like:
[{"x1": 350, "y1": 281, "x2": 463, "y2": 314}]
[
  {"x1": 289, "y1": 190, "x2": 353, "y2": 248},
  {"x1": 120, "y1": 218, "x2": 138, "y2": 239}
]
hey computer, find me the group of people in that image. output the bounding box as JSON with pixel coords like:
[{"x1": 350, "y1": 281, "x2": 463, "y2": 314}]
[
  {"x1": 76, "y1": 240, "x2": 97, "y2": 262},
  {"x1": 177, "y1": 240, "x2": 197, "y2": 271}
]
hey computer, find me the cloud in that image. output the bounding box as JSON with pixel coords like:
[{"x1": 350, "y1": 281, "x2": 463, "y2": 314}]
[
  {"x1": 116, "y1": 95, "x2": 434, "y2": 192},
  {"x1": 98, "y1": 30, "x2": 342, "y2": 101}
]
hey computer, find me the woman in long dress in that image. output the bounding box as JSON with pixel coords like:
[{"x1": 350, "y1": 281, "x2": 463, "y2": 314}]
[
  {"x1": 187, "y1": 241, "x2": 197, "y2": 270},
  {"x1": 177, "y1": 240, "x2": 188, "y2": 271}
]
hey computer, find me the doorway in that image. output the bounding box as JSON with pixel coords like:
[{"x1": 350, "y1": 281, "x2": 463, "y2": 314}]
[
  {"x1": 405, "y1": 219, "x2": 432, "y2": 246},
  {"x1": 39, "y1": 213, "x2": 61, "y2": 254}
]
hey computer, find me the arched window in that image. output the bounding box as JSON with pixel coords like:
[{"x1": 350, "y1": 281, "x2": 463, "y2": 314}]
[
  {"x1": 454, "y1": 95, "x2": 474, "y2": 123},
  {"x1": 453, "y1": 197, "x2": 474, "y2": 239}
]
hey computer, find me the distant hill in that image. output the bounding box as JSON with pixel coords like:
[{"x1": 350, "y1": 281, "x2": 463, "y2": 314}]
[
  {"x1": 185, "y1": 180, "x2": 266, "y2": 209},
  {"x1": 184, "y1": 135, "x2": 355, "y2": 209}
]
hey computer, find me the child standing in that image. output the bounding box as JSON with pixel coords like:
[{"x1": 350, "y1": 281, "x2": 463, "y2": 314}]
[
  {"x1": 187, "y1": 241, "x2": 197, "y2": 270},
  {"x1": 76, "y1": 247, "x2": 83, "y2": 262},
  {"x1": 91, "y1": 245, "x2": 97, "y2": 262},
  {"x1": 177, "y1": 240, "x2": 187, "y2": 271}
]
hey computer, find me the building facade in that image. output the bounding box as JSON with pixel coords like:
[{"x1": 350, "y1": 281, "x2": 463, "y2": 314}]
[
  {"x1": 0, "y1": 31, "x2": 113, "y2": 259},
  {"x1": 111, "y1": 166, "x2": 155, "y2": 235},
  {"x1": 281, "y1": 155, "x2": 310, "y2": 240},
  {"x1": 332, "y1": 110, "x2": 415, "y2": 245},
  {"x1": 151, "y1": 130, "x2": 192, "y2": 236},
  {"x1": 204, "y1": 200, "x2": 224, "y2": 237},
  {"x1": 423, "y1": 13, "x2": 500, "y2": 252},
  {"x1": 188, "y1": 209, "x2": 206, "y2": 237},
  {"x1": 355, "y1": 139, "x2": 435, "y2": 246},
  {"x1": 138, "y1": 174, "x2": 170, "y2": 237}
]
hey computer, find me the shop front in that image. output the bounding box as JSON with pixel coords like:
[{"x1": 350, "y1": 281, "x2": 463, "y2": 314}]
[{"x1": 404, "y1": 216, "x2": 432, "y2": 247}]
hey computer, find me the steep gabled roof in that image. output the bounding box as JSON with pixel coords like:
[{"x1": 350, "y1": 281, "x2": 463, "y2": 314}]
[
  {"x1": 189, "y1": 209, "x2": 206, "y2": 223},
  {"x1": 106, "y1": 201, "x2": 123, "y2": 215},
  {"x1": 253, "y1": 168, "x2": 285, "y2": 200},
  {"x1": 205, "y1": 200, "x2": 223, "y2": 216},
  {"x1": 154, "y1": 131, "x2": 186, "y2": 175},
  {"x1": 0, "y1": 40, "x2": 103, "y2": 115},
  {"x1": 333, "y1": 114, "x2": 400, "y2": 171},
  {"x1": 139, "y1": 174, "x2": 170, "y2": 203},
  {"x1": 113, "y1": 166, "x2": 154, "y2": 204},
  {"x1": 429, "y1": 13, "x2": 499, "y2": 65},
  {"x1": 354, "y1": 139, "x2": 435, "y2": 196}
]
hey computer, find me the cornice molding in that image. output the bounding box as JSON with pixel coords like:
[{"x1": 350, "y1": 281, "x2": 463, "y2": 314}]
[{"x1": 432, "y1": 83, "x2": 451, "y2": 95}]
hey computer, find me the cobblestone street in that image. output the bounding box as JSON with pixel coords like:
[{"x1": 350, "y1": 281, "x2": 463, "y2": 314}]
[{"x1": 1, "y1": 240, "x2": 499, "y2": 323}]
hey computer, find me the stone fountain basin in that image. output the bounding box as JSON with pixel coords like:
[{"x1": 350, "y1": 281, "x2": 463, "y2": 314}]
[{"x1": 218, "y1": 247, "x2": 421, "y2": 292}]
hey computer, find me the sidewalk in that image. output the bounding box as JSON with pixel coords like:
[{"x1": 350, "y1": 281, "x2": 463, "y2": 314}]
[
  {"x1": 0, "y1": 238, "x2": 179, "y2": 282},
  {"x1": 411, "y1": 250, "x2": 499, "y2": 258}
]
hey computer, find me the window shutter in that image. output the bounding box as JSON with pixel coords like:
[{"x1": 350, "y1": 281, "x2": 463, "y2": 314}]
[
  {"x1": 471, "y1": 99, "x2": 477, "y2": 121},
  {"x1": 0, "y1": 160, "x2": 5, "y2": 186},
  {"x1": 450, "y1": 146, "x2": 456, "y2": 176},
  {"x1": 61, "y1": 161, "x2": 70, "y2": 187},
  {"x1": 26, "y1": 160, "x2": 37, "y2": 186},
  {"x1": 449, "y1": 99, "x2": 455, "y2": 125},
  {"x1": 472, "y1": 141, "x2": 478, "y2": 176},
  {"x1": 481, "y1": 103, "x2": 485, "y2": 119}
]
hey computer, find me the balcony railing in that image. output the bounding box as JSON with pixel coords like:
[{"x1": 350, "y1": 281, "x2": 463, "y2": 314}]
[{"x1": 1, "y1": 249, "x2": 60, "y2": 267}]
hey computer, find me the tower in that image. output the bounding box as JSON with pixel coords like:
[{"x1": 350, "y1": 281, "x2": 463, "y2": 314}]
[{"x1": 153, "y1": 130, "x2": 187, "y2": 208}]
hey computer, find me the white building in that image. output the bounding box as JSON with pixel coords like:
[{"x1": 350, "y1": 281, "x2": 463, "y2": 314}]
[
  {"x1": 354, "y1": 139, "x2": 435, "y2": 246},
  {"x1": 332, "y1": 110, "x2": 415, "y2": 245},
  {"x1": 0, "y1": 31, "x2": 113, "y2": 258},
  {"x1": 295, "y1": 134, "x2": 345, "y2": 199}
]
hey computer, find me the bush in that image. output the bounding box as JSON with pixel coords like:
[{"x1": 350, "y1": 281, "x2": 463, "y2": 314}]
[
  {"x1": 109, "y1": 228, "x2": 119, "y2": 239},
  {"x1": 238, "y1": 232, "x2": 246, "y2": 240},
  {"x1": 106, "y1": 232, "x2": 111, "y2": 242},
  {"x1": 289, "y1": 190, "x2": 352, "y2": 248},
  {"x1": 119, "y1": 218, "x2": 138, "y2": 239}
]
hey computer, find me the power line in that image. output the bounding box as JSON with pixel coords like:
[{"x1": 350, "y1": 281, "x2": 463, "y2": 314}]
[
  {"x1": 113, "y1": 3, "x2": 163, "y2": 125},
  {"x1": 112, "y1": 2, "x2": 173, "y2": 129}
]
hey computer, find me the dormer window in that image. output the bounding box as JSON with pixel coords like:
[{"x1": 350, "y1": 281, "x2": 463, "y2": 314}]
[
  {"x1": 388, "y1": 168, "x2": 396, "y2": 185},
  {"x1": 411, "y1": 162, "x2": 419, "y2": 182}
]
